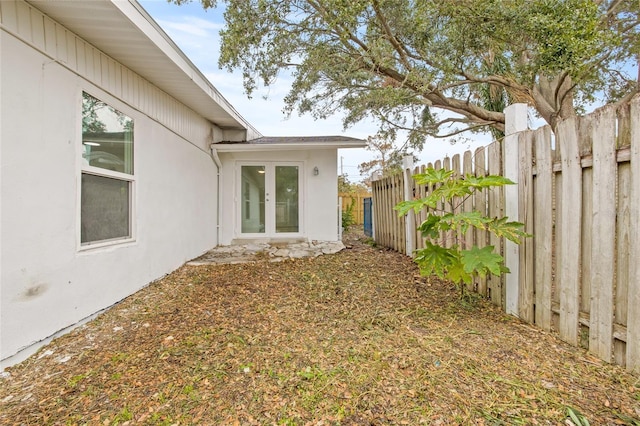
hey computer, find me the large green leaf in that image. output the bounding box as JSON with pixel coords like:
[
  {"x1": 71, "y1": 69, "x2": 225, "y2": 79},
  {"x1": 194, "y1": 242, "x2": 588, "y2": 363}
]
[
  {"x1": 432, "y1": 181, "x2": 473, "y2": 201},
  {"x1": 447, "y1": 259, "x2": 473, "y2": 285},
  {"x1": 461, "y1": 246, "x2": 506, "y2": 277},
  {"x1": 413, "y1": 168, "x2": 454, "y2": 186},
  {"x1": 448, "y1": 211, "x2": 493, "y2": 233},
  {"x1": 395, "y1": 200, "x2": 420, "y2": 216},
  {"x1": 486, "y1": 217, "x2": 531, "y2": 243},
  {"x1": 414, "y1": 242, "x2": 458, "y2": 280},
  {"x1": 417, "y1": 214, "x2": 443, "y2": 238},
  {"x1": 462, "y1": 174, "x2": 516, "y2": 188}
]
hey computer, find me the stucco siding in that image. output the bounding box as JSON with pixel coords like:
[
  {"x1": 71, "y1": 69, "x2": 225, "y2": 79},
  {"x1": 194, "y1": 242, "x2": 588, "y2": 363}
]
[{"x1": 1, "y1": 25, "x2": 218, "y2": 361}]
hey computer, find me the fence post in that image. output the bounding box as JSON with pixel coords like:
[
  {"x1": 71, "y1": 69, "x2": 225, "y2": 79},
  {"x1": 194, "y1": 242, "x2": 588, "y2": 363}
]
[
  {"x1": 504, "y1": 103, "x2": 528, "y2": 317},
  {"x1": 403, "y1": 156, "x2": 415, "y2": 257},
  {"x1": 370, "y1": 170, "x2": 382, "y2": 243}
]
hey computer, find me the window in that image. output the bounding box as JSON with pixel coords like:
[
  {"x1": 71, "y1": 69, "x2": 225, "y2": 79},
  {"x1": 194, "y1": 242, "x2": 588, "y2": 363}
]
[{"x1": 80, "y1": 92, "x2": 134, "y2": 246}]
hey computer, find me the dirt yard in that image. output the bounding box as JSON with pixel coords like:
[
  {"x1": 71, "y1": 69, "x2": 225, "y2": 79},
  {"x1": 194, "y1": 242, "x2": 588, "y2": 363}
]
[{"x1": 1, "y1": 230, "x2": 638, "y2": 425}]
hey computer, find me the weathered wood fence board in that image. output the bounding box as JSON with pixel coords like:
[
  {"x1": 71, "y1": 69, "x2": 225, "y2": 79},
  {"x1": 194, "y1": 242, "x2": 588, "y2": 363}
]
[
  {"x1": 589, "y1": 107, "x2": 617, "y2": 362},
  {"x1": 339, "y1": 192, "x2": 371, "y2": 225},
  {"x1": 370, "y1": 93, "x2": 640, "y2": 373},
  {"x1": 371, "y1": 174, "x2": 405, "y2": 253},
  {"x1": 487, "y1": 142, "x2": 504, "y2": 306},
  {"x1": 473, "y1": 148, "x2": 487, "y2": 295},
  {"x1": 518, "y1": 130, "x2": 534, "y2": 324},
  {"x1": 628, "y1": 95, "x2": 640, "y2": 372},
  {"x1": 533, "y1": 126, "x2": 553, "y2": 331},
  {"x1": 557, "y1": 116, "x2": 582, "y2": 347}
]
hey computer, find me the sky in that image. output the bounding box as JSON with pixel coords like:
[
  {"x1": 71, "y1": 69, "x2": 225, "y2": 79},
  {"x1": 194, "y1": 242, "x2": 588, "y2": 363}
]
[{"x1": 138, "y1": 0, "x2": 496, "y2": 182}]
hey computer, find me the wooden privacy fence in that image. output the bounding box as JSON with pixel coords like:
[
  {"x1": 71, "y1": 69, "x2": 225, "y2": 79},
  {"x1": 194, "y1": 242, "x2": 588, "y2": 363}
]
[
  {"x1": 339, "y1": 192, "x2": 370, "y2": 225},
  {"x1": 370, "y1": 94, "x2": 640, "y2": 373},
  {"x1": 373, "y1": 143, "x2": 506, "y2": 305},
  {"x1": 371, "y1": 174, "x2": 405, "y2": 252}
]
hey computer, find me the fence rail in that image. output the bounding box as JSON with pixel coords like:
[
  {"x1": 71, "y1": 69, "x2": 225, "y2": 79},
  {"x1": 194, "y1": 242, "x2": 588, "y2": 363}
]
[{"x1": 371, "y1": 94, "x2": 640, "y2": 373}]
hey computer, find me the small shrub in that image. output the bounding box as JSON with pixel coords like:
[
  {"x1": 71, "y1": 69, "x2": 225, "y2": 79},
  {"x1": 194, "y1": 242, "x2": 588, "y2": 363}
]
[
  {"x1": 341, "y1": 197, "x2": 356, "y2": 229},
  {"x1": 395, "y1": 167, "x2": 529, "y2": 298}
]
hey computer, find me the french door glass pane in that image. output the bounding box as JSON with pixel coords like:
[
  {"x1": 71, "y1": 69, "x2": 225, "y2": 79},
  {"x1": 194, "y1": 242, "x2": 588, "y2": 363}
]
[
  {"x1": 275, "y1": 166, "x2": 299, "y2": 233},
  {"x1": 241, "y1": 166, "x2": 265, "y2": 233}
]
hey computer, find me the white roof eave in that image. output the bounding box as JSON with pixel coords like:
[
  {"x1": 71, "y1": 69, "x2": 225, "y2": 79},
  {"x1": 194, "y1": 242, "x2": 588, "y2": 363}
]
[{"x1": 211, "y1": 141, "x2": 367, "y2": 152}]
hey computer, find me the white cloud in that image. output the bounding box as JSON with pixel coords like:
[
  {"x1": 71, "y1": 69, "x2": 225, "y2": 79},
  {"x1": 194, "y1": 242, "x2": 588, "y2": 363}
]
[{"x1": 157, "y1": 17, "x2": 222, "y2": 38}]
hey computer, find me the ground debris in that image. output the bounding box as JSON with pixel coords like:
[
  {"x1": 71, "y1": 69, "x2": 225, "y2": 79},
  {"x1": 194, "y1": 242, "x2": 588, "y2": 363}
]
[{"x1": 1, "y1": 228, "x2": 638, "y2": 425}]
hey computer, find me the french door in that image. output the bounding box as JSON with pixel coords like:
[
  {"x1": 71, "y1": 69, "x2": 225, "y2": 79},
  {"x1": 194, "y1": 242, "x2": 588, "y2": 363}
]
[{"x1": 238, "y1": 162, "x2": 302, "y2": 236}]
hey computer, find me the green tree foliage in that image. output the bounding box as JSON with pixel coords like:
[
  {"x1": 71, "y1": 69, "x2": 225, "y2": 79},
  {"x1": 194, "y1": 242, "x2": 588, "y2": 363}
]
[
  {"x1": 341, "y1": 197, "x2": 356, "y2": 229},
  {"x1": 338, "y1": 174, "x2": 368, "y2": 193},
  {"x1": 81, "y1": 95, "x2": 107, "y2": 134},
  {"x1": 173, "y1": 0, "x2": 638, "y2": 148},
  {"x1": 395, "y1": 167, "x2": 529, "y2": 297},
  {"x1": 358, "y1": 135, "x2": 416, "y2": 184}
]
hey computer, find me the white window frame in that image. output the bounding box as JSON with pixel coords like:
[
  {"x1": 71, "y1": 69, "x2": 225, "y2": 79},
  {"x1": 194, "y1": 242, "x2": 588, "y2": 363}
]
[{"x1": 78, "y1": 90, "x2": 136, "y2": 250}]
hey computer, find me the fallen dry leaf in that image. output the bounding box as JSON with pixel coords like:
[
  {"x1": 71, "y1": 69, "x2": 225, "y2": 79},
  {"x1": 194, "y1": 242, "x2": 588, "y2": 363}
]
[{"x1": 0, "y1": 228, "x2": 638, "y2": 425}]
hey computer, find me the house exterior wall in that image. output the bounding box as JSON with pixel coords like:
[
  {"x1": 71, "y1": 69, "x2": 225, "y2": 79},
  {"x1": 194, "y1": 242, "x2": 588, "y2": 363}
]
[
  {"x1": 1, "y1": 7, "x2": 219, "y2": 363},
  {"x1": 218, "y1": 149, "x2": 339, "y2": 245}
]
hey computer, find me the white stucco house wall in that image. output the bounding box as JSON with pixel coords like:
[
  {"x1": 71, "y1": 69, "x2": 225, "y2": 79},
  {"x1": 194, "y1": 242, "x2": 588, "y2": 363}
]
[{"x1": 0, "y1": 0, "x2": 365, "y2": 368}]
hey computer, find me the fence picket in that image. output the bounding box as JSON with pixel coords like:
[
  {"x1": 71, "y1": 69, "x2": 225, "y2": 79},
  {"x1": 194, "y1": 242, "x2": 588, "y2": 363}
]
[
  {"x1": 452, "y1": 154, "x2": 462, "y2": 252},
  {"x1": 557, "y1": 116, "x2": 582, "y2": 346},
  {"x1": 589, "y1": 107, "x2": 617, "y2": 362},
  {"x1": 518, "y1": 131, "x2": 535, "y2": 323},
  {"x1": 580, "y1": 122, "x2": 594, "y2": 344},
  {"x1": 627, "y1": 96, "x2": 640, "y2": 372},
  {"x1": 415, "y1": 165, "x2": 427, "y2": 251},
  {"x1": 616, "y1": 161, "x2": 631, "y2": 366},
  {"x1": 553, "y1": 159, "x2": 563, "y2": 332},
  {"x1": 487, "y1": 141, "x2": 504, "y2": 307},
  {"x1": 443, "y1": 158, "x2": 454, "y2": 248},
  {"x1": 474, "y1": 147, "x2": 487, "y2": 295},
  {"x1": 533, "y1": 126, "x2": 553, "y2": 331},
  {"x1": 463, "y1": 151, "x2": 474, "y2": 248},
  {"x1": 615, "y1": 103, "x2": 632, "y2": 365}
]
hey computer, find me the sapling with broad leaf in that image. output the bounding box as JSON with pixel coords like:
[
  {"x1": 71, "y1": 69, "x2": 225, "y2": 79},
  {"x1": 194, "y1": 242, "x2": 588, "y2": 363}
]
[{"x1": 395, "y1": 166, "x2": 530, "y2": 298}]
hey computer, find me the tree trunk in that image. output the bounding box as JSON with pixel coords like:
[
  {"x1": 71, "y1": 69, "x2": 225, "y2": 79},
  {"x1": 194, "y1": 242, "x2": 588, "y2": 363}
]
[{"x1": 532, "y1": 74, "x2": 576, "y2": 129}]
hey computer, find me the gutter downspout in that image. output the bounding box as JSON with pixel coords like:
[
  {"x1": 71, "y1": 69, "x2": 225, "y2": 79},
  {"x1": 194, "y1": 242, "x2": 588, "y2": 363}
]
[{"x1": 210, "y1": 144, "x2": 222, "y2": 246}]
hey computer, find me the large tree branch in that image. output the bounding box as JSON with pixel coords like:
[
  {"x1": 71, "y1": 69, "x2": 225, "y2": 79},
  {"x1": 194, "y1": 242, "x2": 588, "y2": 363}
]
[
  {"x1": 308, "y1": 0, "x2": 508, "y2": 131},
  {"x1": 429, "y1": 121, "x2": 502, "y2": 139},
  {"x1": 373, "y1": 109, "x2": 502, "y2": 138},
  {"x1": 371, "y1": 0, "x2": 412, "y2": 71},
  {"x1": 461, "y1": 72, "x2": 528, "y2": 93}
]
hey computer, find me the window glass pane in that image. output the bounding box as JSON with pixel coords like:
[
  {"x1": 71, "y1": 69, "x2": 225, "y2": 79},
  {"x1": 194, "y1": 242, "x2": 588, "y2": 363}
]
[
  {"x1": 241, "y1": 166, "x2": 265, "y2": 233},
  {"x1": 275, "y1": 166, "x2": 299, "y2": 233},
  {"x1": 81, "y1": 173, "x2": 130, "y2": 244},
  {"x1": 82, "y1": 92, "x2": 133, "y2": 174}
]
